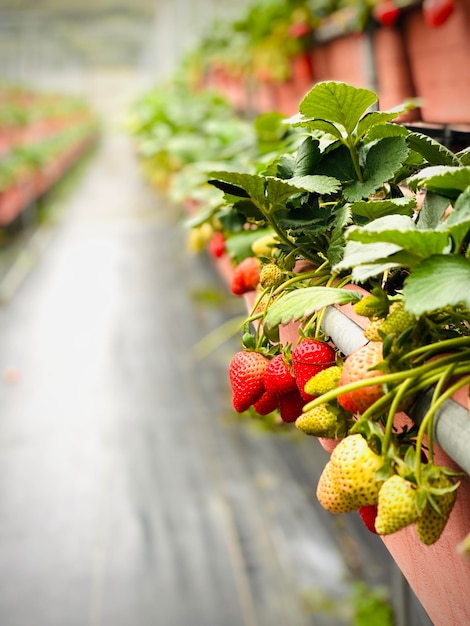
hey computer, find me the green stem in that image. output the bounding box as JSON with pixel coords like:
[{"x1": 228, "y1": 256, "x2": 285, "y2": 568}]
[
  {"x1": 415, "y1": 373, "x2": 470, "y2": 483},
  {"x1": 302, "y1": 354, "x2": 470, "y2": 413},
  {"x1": 347, "y1": 138, "x2": 364, "y2": 183},
  {"x1": 265, "y1": 212, "x2": 319, "y2": 265},
  {"x1": 401, "y1": 336, "x2": 470, "y2": 365},
  {"x1": 382, "y1": 377, "x2": 414, "y2": 455}
]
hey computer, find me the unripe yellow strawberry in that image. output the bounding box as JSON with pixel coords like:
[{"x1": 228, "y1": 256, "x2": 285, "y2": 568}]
[
  {"x1": 379, "y1": 302, "x2": 416, "y2": 337},
  {"x1": 187, "y1": 223, "x2": 213, "y2": 252},
  {"x1": 416, "y1": 473, "x2": 457, "y2": 545},
  {"x1": 251, "y1": 233, "x2": 279, "y2": 257},
  {"x1": 260, "y1": 263, "x2": 283, "y2": 288},
  {"x1": 304, "y1": 365, "x2": 342, "y2": 396},
  {"x1": 295, "y1": 405, "x2": 338, "y2": 438},
  {"x1": 363, "y1": 318, "x2": 382, "y2": 342},
  {"x1": 316, "y1": 434, "x2": 383, "y2": 514},
  {"x1": 375, "y1": 475, "x2": 419, "y2": 535}
]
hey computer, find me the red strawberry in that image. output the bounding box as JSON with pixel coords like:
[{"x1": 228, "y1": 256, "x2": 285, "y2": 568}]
[
  {"x1": 278, "y1": 389, "x2": 307, "y2": 423},
  {"x1": 229, "y1": 351, "x2": 269, "y2": 413},
  {"x1": 337, "y1": 342, "x2": 384, "y2": 415},
  {"x1": 372, "y1": 0, "x2": 400, "y2": 27},
  {"x1": 263, "y1": 354, "x2": 298, "y2": 396},
  {"x1": 423, "y1": 0, "x2": 455, "y2": 27},
  {"x1": 208, "y1": 232, "x2": 226, "y2": 258},
  {"x1": 358, "y1": 504, "x2": 379, "y2": 534},
  {"x1": 292, "y1": 339, "x2": 336, "y2": 401},
  {"x1": 230, "y1": 257, "x2": 261, "y2": 295},
  {"x1": 253, "y1": 391, "x2": 279, "y2": 416}
]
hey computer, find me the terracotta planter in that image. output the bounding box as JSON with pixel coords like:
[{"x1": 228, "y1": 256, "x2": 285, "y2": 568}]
[
  {"x1": 373, "y1": 25, "x2": 419, "y2": 122},
  {"x1": 402, "y1": 0, "x2": 470, "y2": 124},
  {"x1": 311, "y1": 32, "x2": 369, "y2": 87},
  {"x1": 219, "y1": 258, "x2": 470, "y2": 624}
]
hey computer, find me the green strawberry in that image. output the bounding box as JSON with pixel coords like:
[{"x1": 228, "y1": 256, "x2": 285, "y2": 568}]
[
  {"x1": 228, "y1": 351, "x2": 269, "y2": 413},
  {"x1": 375, "y1": 475, "x2": 419, "y2": 535},
  {"x1": 353, "y1": 292, "x2": 389, "y2": 319},
  {"x1": 416, "y1": 473, "x2": 458, "y2": 545},
  {"x1": 378, "y1": 301, "x2": 415, "y2": 337},
  {"x1": 259, "y1": 263, "x2": 283, "y2": 288},
  {"x1": 337, "y1": 342, "x2": 384, "y2": 415},
  {"x1": 295, "y1": 404, "x2": 347, "y2": 438},
  {"x1": 316, "y1": 434, "x2": 383, "y2": 514},
  {"x1": 304, "y1": 365, "x2": 342, "y2": 396}
]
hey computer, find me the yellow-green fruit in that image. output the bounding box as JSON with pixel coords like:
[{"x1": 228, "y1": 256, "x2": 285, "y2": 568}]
[
  {"x1": 379, "y1": 302, "x2": 416, "y2": 337},
  {"x1": 251, "y1": 234, "x2": 279, "y2": 257},
  {"x1": 304, "y1": 365, "x2": 342, "y2": 396},
  {"x1": 260, "y1": 264, "x2": 283, "y2": 288},
  {"x1": 316, "y1": 434, "x2": 383, "y2": 514},
  {"x1": 375, "y1": 475, "x2": 419, "y2": 535},
  {"x1": 416, "y1": 475, "x2": 457, "y2": 545},
  {"x1": 187, "y1": 223, "x2": 213, "y2": 252},
  {"x1": 295, "y1": 405, "x2": 338, "y2": 438}
]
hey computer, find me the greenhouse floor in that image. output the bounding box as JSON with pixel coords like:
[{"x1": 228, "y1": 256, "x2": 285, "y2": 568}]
[{"x1": 0, "y1": 119, "x2": 430, "y2": 626}]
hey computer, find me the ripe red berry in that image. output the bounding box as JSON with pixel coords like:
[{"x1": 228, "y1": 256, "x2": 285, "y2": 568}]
[
  {"x1": 358, "y1": 504, "x2": 379, "y2": 534},
  {"x1": 278, "y1": 389, "x2": 307, "y2": 423},
  {"x1": 229, "y1": 351, "x2": 269, "y2": 413},
  {"x1": 208, "y1": 232, "x2": 226, "y2": 258},
  {"x1": 263, "y1": 354, "x2": 297, "y2": 396},
  {"x1": 372, "y1": 0, "x2": 400, "y2": 27},
  {"x1": 292, "y1": 339, "x2": 336, "y2": 401},
  {"x1": 253, "y1": 391, "x2": 280, "y2": 416},
  {"x1": 422, "y1": 0, "x2": 455, "y2": 27},
  {"x1": 230, "y1": 257, "x2": 261, "y2": 296}
]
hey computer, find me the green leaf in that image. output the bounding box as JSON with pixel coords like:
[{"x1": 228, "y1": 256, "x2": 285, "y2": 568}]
[
  {"x1": 334, "y1": 240, "x2": 402, "y2": 272},
  {"x1": 416, "y1": 192, "x2": 450, "y2": 229},
  {"x1": 356, "y1": 110, "x2": 407, "y2": 139},
  {"x1": 225, "y1": 230, "x2": 266, "y2": 261},
  {"x1": 287, "y1": 174, "x2": 341, "y2": 195},
  {"x1": 350, "y1": 197, "x2": 416, "y2": 220},
  {"x1": 292, "y1": 118, "x2": 344, "y2": 141},
  {"x1": 299, "y1": 81, "x2": 377, "y2": 135},
  {"x1": 346, "y1": 214, "x2": 452, "y2": 259},
  {"x1": 407, "y1": 132, "x2": 461, "y2": 167},
  {"x1": 344, "y1": 136, "x2": 409, "y2": 201},
  {"x1": 294, "y1": 136, "x2": 322, "y2": 176},
  {"x1": 408, "y1": 166, "x2": 470, "y2": 198},
  {"x1": 265, "y1": 286, "x2": 362, "y2": 328},
  {"x1": 403, "y1": 255, "x2": 470, "y2": 314},
  {"x1": 351, "y1": 260, "x2": 402, "y2": 283}
]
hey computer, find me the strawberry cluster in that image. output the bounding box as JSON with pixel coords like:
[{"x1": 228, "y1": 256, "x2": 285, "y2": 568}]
[{"x1": 228, "y1": 339, "x2": 337, "y2": 424}]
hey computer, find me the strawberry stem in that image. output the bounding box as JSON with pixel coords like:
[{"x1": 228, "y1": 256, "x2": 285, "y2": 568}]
[
  {"x1": 382, "y1": 377, "x2": 414, "y2": 455},
  {"x1": 415, "y1": 372, "x2": 470, "y2": 483}
]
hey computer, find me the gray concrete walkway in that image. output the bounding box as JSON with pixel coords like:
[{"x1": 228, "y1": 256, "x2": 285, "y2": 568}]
[{"x1": 0, "y1": 115, "x2": 421, "y2": 625}]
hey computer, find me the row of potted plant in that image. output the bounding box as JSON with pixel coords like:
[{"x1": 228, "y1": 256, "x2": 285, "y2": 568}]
[
  {"x1": 190, "y1": 0, "x2": 470, "y2": 127},
  {"x1": 128, "y1": 76, "x2": 470, "y2": 624},
  {"x1": 0, "y1": 84, "x2": 99, "y2": 226}
]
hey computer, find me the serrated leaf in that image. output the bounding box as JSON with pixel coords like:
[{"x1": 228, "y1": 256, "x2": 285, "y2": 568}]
[
  {"x1": 351, "y1": 260, "x2": 402, "y2": 283},
  {"x1": 344, "y1": 136, "x2": 409, "y2": 201},
  {"x1": 408, "y1": 166, "x2": 470, "y2": 198},
  {"x1": 416, "y1": 192, "x2": 450, "y2": 229},
  {"x1": 334, "y1": 239, "x2": 402, "y2": 272},
  {"x1": 403, "y1": 255, "x2": 470, "y2": 314},
  {"x1": 264, "y1": 286, "x2": 362, "y2": 328},
  {"x1": 350, "y1": 197, "x2": 416, "y2": 220},
  {"x1": 293, "y1": 118, "x2": 344, "y2": 140},
  {"x1": 346, "y1": 214, "x2": 452, "y2": 258},
  {"x1": 299, "y1": 81, "x2": 377, "y2": 135},
  {"x1": 288, "y1": 174, "x2": 341, "y2": 195},
  {"x1": 294, "y1": 136, "x2": 322, "y2": 176},
  {"x1": 407, "y1": 132, "x2": 461, "y2": 167},
  {"x1": 356, "y1": 110, "x2": 406, "y2": 139}
]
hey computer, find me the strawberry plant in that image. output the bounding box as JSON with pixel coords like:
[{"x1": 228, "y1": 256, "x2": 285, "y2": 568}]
[{"x1": 204, "y1": 81, "x2": 470, "y2": 548}]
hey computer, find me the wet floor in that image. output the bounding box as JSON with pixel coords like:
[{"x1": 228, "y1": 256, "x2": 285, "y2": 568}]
[{"x1": 0, "y1": 98, "x2": 430, "y2": 626}]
